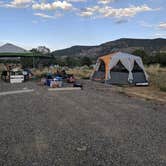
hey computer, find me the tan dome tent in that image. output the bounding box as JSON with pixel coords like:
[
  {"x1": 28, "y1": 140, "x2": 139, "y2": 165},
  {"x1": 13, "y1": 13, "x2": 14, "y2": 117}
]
[{"x1": 91, "y1": 52, "x2": 148, "y2": 85}]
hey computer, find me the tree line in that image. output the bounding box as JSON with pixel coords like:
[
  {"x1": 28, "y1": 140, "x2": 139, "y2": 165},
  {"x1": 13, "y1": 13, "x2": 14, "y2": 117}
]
[
  {"x1": 20, "y1": 56, "x2": 93, "y2": 68},
  {"x1": 1, "y1": 47, "x2": 165, "y2": 68},
  {"x1": 20, "y1": 47, "x2": 93, "y2": 68},
  {"x1": 132, "y1": 50, "x2": 166, "y2": 67},
  {"x1": 19, "y1": 47, "x2": 166, "y2": 68}
]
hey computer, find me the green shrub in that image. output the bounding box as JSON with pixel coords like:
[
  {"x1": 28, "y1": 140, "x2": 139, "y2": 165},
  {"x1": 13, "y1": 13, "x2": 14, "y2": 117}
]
[{"x1": 160, "y1": 86, "x2": 166, "y2": 92}]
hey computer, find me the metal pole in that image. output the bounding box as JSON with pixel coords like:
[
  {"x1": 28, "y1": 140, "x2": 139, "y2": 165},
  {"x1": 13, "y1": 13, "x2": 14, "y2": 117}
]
[{"x1": 33, "y1": 52, "x2": 35, "y2": 68}]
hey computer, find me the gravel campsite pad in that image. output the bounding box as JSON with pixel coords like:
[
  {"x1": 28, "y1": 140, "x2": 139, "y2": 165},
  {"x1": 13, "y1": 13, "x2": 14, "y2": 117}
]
[{"x1": 0, "y1": 80, "x2": 166, "y2": 166}]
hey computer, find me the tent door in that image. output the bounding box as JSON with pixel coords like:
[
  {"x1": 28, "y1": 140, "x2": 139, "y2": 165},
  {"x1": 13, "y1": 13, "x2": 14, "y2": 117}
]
[
  {"x1": 109, "y1": 61, "x2": 129, "y2": 84},
  {"x1": 92, "y1": 60, "x2": 105, "y2": 82},
  {"x1": 132, "y1": 61, "x2": 147, "y2": 83}
]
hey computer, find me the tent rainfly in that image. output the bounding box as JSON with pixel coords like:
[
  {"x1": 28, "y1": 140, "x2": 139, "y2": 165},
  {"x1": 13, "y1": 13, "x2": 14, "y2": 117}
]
[{"x1": 91, "y1": 52, "x2": 148, "y2": 85}]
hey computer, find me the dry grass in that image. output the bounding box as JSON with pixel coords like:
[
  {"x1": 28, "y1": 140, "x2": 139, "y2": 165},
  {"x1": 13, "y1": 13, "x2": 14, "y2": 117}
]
[
  {"x1": 32, "y1": 65, "x2": 166, "y2": 103},
  {"x1": 122, "y1": 86, "x2": 166, "y2": 103},
  {"x1": 121, "y1": 65, "x2": 166, "y2": 103},
  {"x1": 67, "y1": 65, "x2": 166, "y2": 103},
  {"x1": 32, "y1": 67, "x2": 58, "y2": 78},
  {"x1": 145, "y1": 65, "x2": 166, "y2": 92},
  {"x1": 67, "y1": 66, "x2": 93, "y2": 79},
  {"x1": 0, "y1": 63, "x2": 7, "y2": 72},
  {"x1": 32, "y1": 66, "x2": 93, "y2": 79},
  {"x1": 32, "y1": 65, "x2": 166, "y2": 92},
  {"x1": 67, "y1": 65, "x2": 166, "y2": 92}
]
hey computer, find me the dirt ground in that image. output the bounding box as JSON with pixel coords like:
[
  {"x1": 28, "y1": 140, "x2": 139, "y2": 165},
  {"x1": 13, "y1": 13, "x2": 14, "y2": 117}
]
[{"x1": 0, "y1": 80, "x2": 166, "y2": 166}]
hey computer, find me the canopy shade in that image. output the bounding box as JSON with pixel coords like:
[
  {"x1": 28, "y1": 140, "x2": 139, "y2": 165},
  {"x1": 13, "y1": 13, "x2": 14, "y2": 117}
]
[{"x1": 0, "y1": 52, "x2": 33, "y2": 57}]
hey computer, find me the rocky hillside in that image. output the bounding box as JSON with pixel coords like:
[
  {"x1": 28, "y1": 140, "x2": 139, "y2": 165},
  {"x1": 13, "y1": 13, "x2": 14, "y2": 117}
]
[{"x1": 51, "y1": 38, "x2": 166, "y2": 58}]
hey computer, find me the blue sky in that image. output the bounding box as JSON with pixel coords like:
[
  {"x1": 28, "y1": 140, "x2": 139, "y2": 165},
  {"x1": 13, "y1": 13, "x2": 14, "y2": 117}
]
[{"x1": 0, "y1": 0, "x2": 165, "y2": 50}]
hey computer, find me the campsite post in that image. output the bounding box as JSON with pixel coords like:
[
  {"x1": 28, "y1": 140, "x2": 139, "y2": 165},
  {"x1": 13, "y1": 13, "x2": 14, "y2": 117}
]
[{"x1": 33, "y1": 52, "x2": 35, "y2": 68}]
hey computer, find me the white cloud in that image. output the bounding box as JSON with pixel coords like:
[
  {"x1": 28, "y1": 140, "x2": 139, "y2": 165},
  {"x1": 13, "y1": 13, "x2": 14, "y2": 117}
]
[
  {"x1": 80, "y1": 4, "x2": 156, "y2": 19},
  {"x1": 79, "y1": 6, "x2": 99, "y2": 16},
  {"x1": 11, "y1": 0, "x2": 32, "y2": 5},
  {"x1": 100, "y1": 5, "x2": 154, "y2": 18},
  {"x1": 115, "y1": 19, "x2": 128, "y2": 24},
  {"x1": 153, "y1": 33, "x2": 166, "y2": 38},
  {"x1": 34, "y1": 12, "x2": 63, "y2": 19},
  {"x1": 0, "y1": 0, "x2": 160, "y2": 23},
  {"x1": 32, "y1": 1, "x2": 73, "y2": 11},
  {"x1": 67, "y1": 0, "x2": 86, "y2": 2},
  {"x1": 139, "y1": 21, "x2": 154, "y2": 28},
  {"x1": 98, "y1": 0, "x2": 115, "y2": 5},
  {"x1": 6, "y1": 0, "x2": 33, "y2": 8},
  {"x1": 158, "y1": 22, "x2": 166, "y2": 30},
  {"x1": 139, "y1": 21, "x2": 166, "y2": 31},
  {"x1": 34, "y1": 13, "x2": 56, "y2": 19}
]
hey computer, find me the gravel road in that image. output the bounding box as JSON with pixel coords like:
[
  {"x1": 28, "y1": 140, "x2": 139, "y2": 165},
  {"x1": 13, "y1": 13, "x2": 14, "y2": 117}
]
[{"x1": 0, "y1": 80, "x2": 165, "y2": 166}]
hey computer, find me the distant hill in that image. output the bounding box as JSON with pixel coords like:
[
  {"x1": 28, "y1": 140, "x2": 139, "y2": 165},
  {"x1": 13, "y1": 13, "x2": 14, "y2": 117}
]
[
  {"x1": 0, "y1": 43, "x2": 28, "y2": 53},
  {"x1": 51, "y1": 38, "x2": 166, "y2": 58}
]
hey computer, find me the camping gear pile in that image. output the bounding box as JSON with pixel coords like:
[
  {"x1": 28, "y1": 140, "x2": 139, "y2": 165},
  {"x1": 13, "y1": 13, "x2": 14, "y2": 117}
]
[
  {"x1": 66, "y1": 74, "x2": 76, "y2": 83},
  {"x1": 91, "y1": 52, "x2": 149, "y2": 85},
  {"x1": 1, "y1": 65, "x2": 33, "y2": 83},
  {"x1": 41, "y1": 70, "x2": 80, "y2": 89},
  {"x1": 44, "y1": 74, "x2": 63, "y2": 88},
  {"x1": 23, "y1": 69, "x2": 33, "y2": 81},
  {"x1": 10, "y1": 69, "x2": 24, "y2": 83}
]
